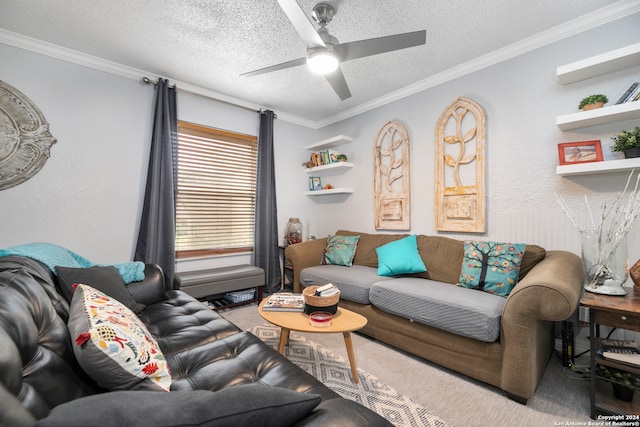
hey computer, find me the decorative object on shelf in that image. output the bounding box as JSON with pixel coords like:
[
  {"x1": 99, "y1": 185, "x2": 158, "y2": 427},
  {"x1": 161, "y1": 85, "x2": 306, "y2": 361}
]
[
  {"x1": 284, "y1": 218, "x2": 302, "y2": 245},
  {"x1": 323, "y1": 184, "x2": 334, "y2": 190},
  {"x1": 578, "y1": 94, "x2": 608, "y2": 111},
  {"x1": 336, "y1": 154, "x2": 347, "y2": 162},
  {"x1": 374, "y1": 120, "x2": 410, "y2": 230},
  {"x1": 435, "y1": 97, "x2": 486, "y2": 233},
  {"x1": 0, "y1": 80, "x2": 57, "y2": 190},
  {"x1": 556, "y1": 171, "x2": 640, "y2": 295},
  {"x1": 611, "y1": 126, "x2": 640, "y2": 158},
  {"x1": 308, "y1": 176, "x2": 322, "y2": 190},
  {"x1": 557, "y1": 140, "x2": 603, "y2": 165}
]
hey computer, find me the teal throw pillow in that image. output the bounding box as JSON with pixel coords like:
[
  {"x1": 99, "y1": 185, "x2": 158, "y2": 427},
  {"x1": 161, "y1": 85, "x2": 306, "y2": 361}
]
[
  {"x1": 375, "y1": 234, "x2": 427, "y2": 276},
  {"x1": 321, "y1": 235, "x2": 360, "y2": 266},
  {"x1": 459, "y1": 240, "x2": 525, "y2": 297}
]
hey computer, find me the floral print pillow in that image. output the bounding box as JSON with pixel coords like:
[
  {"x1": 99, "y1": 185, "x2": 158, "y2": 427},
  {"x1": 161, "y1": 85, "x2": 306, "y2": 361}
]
[
  {"x1": 68, "y1": 284, "x2": 171, "y2": 391},
  {"x1": 321, "y1": 235, "x2": 360, "y2": 266},
  {"x1": 459, "y1": 240, "x2": 525, "y2": 297}
]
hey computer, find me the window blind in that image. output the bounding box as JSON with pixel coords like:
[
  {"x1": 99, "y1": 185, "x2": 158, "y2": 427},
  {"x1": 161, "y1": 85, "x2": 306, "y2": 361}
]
[{"x1": 176, "y1": 121, "x2": 258, "y2": 257}]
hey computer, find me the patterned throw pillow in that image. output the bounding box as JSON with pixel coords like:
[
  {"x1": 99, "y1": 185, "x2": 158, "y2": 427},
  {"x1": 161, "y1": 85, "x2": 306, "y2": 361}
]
[
  {"x1": 321, "y1": 235, "x2": 360, "y2": 266},
  {"x1": 375, "y1": 234, "x2": 427, "y2": 276},
  {"x1": 459, "y1": 240, "x2": 525, "y2": 297},
  {"x1": 67, "y1": 284, "x2": 171, "y2": 391}
]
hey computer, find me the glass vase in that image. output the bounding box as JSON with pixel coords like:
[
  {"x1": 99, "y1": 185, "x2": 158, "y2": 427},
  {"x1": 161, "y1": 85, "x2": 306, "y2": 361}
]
[
  {"x1": 581, "y1": 230, "x2": 629, "y2": 295},
  {"x1": 285, "y1": 218, "x2": 302, "y2": 245}
]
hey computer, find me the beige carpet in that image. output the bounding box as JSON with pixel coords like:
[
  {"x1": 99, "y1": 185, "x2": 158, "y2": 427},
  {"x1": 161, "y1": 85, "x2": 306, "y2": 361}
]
[
  {"x1": 220, "y1": 303, "x2": 592, "y2": 427},
  {"x1": 252, "y1": 324, "x2": 450, "y2": 427}
]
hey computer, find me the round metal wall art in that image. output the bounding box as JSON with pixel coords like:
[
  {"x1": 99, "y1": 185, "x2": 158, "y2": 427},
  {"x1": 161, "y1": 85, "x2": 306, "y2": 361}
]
[{"x1": 0, "y1": 80, "x2": 57, "y2": 190}]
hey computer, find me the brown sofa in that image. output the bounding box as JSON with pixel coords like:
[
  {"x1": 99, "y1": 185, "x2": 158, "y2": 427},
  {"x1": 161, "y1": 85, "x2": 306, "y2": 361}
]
[{"x1": 285, "y1": 230, "x2": 584, "y2": 403}]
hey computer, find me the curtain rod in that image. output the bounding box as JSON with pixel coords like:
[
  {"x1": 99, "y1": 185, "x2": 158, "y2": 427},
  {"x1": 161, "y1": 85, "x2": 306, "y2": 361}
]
[{"x1": 141, "y1": 76, "x2": 275, "y2": 117}]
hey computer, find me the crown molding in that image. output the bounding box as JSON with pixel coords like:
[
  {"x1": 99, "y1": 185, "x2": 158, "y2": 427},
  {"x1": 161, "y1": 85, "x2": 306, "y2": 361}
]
[
  {"x1": 0, "y1": 28, "x2": 317, "y2": 129},
  {"x1": 2, "y1": 0, "x2": 638, "y2": 130},
  {"x1": 316, "y1": 0, "x2": 640, "y2": 128}
]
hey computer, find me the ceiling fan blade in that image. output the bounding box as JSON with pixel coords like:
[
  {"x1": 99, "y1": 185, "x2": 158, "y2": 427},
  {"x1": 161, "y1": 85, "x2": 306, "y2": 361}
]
[
  {"x1": 324, "y1": 67, "x2": 351, "y2": 100},
  {"x1": 334, "y1": 30, "x2": 426, "y2": 62},
  {"x1": 240, "y1": 57, "x2": 307, "y2": 77},
  {"x1": 277, "y1": 0, "x2": 326, "y2": 48}
]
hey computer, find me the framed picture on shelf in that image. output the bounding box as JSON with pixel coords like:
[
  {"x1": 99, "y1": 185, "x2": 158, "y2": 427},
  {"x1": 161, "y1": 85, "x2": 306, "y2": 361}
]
[
  {"x1": 558, "y1": 140, "x2": 603, "y2": 165},
  {"x1": 309, "y1": 176, "x2": 322, "y2": 191}
]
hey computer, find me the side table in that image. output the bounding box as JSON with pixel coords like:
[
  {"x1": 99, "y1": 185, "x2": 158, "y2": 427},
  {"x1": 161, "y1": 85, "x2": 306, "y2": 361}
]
[{"x1": 580, "y1": 291, "x2": 640, "y2": 418}]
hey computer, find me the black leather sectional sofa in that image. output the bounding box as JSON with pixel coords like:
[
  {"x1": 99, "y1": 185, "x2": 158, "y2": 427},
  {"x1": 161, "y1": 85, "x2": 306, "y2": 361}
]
[{"x1": 0, "y1": 255, "x2": 389, "y2": 426}]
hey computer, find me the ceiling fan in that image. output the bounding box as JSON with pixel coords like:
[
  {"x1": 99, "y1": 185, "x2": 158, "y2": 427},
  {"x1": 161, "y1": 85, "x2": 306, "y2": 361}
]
[{"x1": 241, "y1": 0, "x2": 426, "y2": 101}]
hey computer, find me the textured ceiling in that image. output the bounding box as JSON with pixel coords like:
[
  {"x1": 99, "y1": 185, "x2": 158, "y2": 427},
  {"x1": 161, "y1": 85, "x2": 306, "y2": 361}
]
[{"x1": 0, "y1": 0, "x2": 628, "y2": 123}]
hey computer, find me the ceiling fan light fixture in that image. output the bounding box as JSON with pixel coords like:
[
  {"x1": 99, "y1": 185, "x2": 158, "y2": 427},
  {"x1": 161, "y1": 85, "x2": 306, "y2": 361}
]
[{"x1": 307, "y1": 48, "x2": 339, "y2": 74}]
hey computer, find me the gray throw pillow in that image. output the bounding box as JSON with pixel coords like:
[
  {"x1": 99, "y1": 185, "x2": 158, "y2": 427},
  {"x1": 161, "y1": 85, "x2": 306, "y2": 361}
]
[
  {"x1": 35, "y1": 385, "x2": 322, "y2": 427},
  {"x1": 56, "y1": 265, "x2": 145, "y2": 313}
]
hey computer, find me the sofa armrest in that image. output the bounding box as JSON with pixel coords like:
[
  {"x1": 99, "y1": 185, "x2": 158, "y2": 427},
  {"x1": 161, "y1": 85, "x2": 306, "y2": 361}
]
[
  {"x1": 500, "y1": 250, "x2": 584, "y2": 401},
  {"x1": 126, "y1": 264, "x2": 168, "y2": 306},
  {"x1": 284, "y1": 239, "x2": 327, "y2": 293}
]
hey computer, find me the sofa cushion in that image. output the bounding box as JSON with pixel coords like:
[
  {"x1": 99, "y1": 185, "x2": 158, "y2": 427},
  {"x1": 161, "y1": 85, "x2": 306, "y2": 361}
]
[
  {"x1": 334, "y1": 232, "x2": 547, "y2": 285},
  {"x1": 336, "y1": 230, "x2": 407, "y2": 267},
  {"x1": 56, "y1": 265, "x2": 145, "y2": 313},
  {"x1": 376, "y1": 234, "x2": 427, "y2": 276},
  {"x1": 321, "y1": 235, "x2": 360, "y2": 266},
  {"x1": 459, "y1": 240, "x2": 526, "y2": 297},
  {"x1": 300, "y1": 265, "x2": 394, "y2": 304},
  {"x1": 369, "y1": 278, "x2": 506, "y2": 342},
  {"x1": 35, "y1": 385, "x2": 322, "y2": 427},
  {"x1": 67, "y1": 284, "x2": 171, "y2": 392}
]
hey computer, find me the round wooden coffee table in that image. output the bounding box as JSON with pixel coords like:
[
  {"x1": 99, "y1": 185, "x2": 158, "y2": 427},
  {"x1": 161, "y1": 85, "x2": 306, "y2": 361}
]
[{"x1": 258, "y1": 296, "x2": 368, "y2": 383}]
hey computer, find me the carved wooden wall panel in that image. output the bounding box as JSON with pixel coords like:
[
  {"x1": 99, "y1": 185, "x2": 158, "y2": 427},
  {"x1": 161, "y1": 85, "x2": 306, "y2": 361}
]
[
  {"x1": 0, "y1": 80, "x2": 57, "y2": 190},
  {"x1": 374, "y1": 120, "x2": 410, "y2": 230},
  {"x1": 435, "y1": 97, "x2": 486, "y2": 232}
]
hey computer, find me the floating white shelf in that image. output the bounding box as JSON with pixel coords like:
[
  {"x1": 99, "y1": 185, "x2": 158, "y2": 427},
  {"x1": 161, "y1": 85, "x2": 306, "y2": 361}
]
[
  {"x1": 556, "y1": 42, "x2": 640, "y2": 85},
  {"x1": 304, "y1": 135, "x2": 354, "y2": 151},
  {"x1": 556, "y1": 101, "x2": 640, "y2": 131},
  {"x1": 556, "y1": 158, "x2": 640, "y2": 176},
  {"x1": 304, "y1": 188, "x2": 353, "y2": 196},
  {"x1": 304, "y1": 162, "x2": 354, "y2": 174}
]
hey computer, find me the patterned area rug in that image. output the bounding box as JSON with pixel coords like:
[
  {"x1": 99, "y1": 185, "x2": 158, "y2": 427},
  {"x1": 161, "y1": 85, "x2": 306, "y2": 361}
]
[{"x1": 251, "y1": 325, "x2": 451, "y2": 427}]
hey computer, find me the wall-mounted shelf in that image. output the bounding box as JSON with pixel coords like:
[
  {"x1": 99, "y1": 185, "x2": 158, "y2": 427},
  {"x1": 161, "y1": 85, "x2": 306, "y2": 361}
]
[
  {"x1": 557, "y1": 42, "x2": 640, "y2": 85},
  {"x1": 304, "y1": 135, "x2": 354, "y2": 151},
  {"x1": 556, "y1": 157, "x2": 640, "y2": 176},
  {"x1": 556, "y1": 101, "x2": 640, "y2": 131},
  {"x1": 305, "y1": 188, "x2": 353, "y2": 196},
  {"x1": 304, "y1": 162, "x2": 354, "y2": 174}
]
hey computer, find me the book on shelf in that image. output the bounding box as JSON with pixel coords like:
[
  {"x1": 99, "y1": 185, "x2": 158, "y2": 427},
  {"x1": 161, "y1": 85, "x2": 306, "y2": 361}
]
[
  {"x1": 616, "y1": 82, "x2": 640, "y2": 104},
  {"x1": 263, "y1": 293, "x2": 304, "y2": 312},
  {"x1": 310, "y1": 149, "x2": 342, "y2": 167},
  {"x1": 600, "y1": 338, "x2": 640, "y2": 366}
]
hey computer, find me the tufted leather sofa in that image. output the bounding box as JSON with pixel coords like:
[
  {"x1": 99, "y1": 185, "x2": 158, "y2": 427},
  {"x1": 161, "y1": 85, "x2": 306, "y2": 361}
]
[{"x1": 0, "y1": 255, "x2": 389, "y2": 426}]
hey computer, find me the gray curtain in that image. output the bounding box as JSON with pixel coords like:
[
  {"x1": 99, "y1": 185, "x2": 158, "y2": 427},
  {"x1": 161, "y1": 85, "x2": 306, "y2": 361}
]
[
  {"x1": 254, "y1": 110, "x2": 282, "y2": 293},
  {"x1": 135, "y1": 78, "x2": 178, "y2": 289}
]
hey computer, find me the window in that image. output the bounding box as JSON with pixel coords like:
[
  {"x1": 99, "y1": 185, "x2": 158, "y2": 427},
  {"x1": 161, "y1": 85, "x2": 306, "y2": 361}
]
[{"x1": 175, "y1": 121, "x2": 258, "y2": 258}]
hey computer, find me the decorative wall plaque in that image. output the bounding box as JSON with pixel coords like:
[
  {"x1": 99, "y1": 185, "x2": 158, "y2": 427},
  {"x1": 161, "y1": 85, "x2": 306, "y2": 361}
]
[
  {"x1": 435, "y1": 97, "x2": 486, "y2": 232},
  {"x1": 0, "y1": 80, "x2": 57, "y2": 190},
  {"x1": 374, "y1": 120, "x2": 410, "y2": 230}
]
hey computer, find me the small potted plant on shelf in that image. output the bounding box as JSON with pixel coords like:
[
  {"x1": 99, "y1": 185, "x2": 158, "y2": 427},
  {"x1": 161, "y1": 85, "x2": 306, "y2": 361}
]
[
  {"x1": 595, "y1": 366, "x2": 639, "y2": 402},
  {"x1": 579, "y1": 94, "x2": 609, "y2": 111},
  {"x1": 336, "y1": 154, "x2": 348, "y2": 162},
  {"x1": 611, "y1": 126, "x2": 640, "y2": 158}
]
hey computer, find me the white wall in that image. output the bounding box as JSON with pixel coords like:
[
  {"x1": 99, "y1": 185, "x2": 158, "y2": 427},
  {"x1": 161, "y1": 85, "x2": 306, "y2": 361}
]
[
  {"x1": 0, "y1": 42, "x2": 316, "y2": 270},
  {"x1": 1, "y1": 11, "x2": 639, "y2": 277},
  {"x1": 0, "y1": 44, "x2": 153, "y2": 263},
  {"x1": 289, "y1": 12, "x2": 640, "y2": 266}
]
